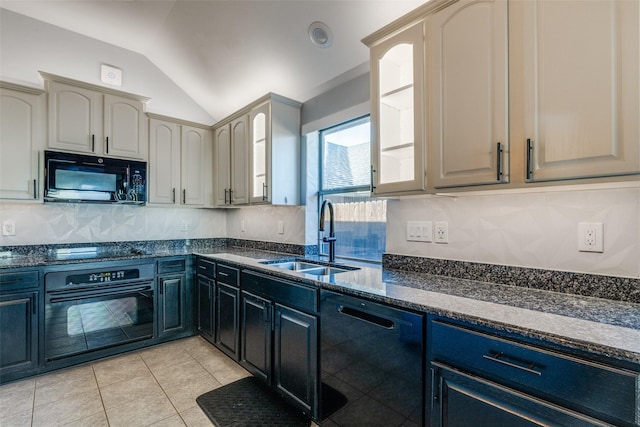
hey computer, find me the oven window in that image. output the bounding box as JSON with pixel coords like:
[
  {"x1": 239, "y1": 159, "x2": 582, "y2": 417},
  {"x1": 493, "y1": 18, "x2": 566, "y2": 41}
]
[{"x1": 45, "y1": 289, "x2": 154, "y2": 361}]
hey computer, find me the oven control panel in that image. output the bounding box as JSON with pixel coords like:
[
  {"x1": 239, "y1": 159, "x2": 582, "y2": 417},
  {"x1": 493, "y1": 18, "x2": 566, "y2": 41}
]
[
  {"x1": 67, "y1": 269, "x2": 140, "y2": 285},
  {"x1": 45, "y1": 263, "x2": 155, "y2": 291}
]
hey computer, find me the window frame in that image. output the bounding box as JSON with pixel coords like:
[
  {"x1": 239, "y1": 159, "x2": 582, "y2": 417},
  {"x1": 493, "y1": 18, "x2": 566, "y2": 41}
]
[{"x1": 318, "y1": 114, "x2": 384, "y2": 264}]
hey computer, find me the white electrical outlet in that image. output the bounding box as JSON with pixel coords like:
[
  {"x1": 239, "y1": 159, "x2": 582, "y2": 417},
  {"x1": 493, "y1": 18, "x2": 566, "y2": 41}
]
[
  {"x1": 435, "y1": 222, "x2": 448, "y2": 244},
  {"x1": 180, "y1": 220, "x2": 189, "y2": 232},
  {"x1": 241, "y1": 220, "x2": 245, "y2": 233},
  {"x1": 2, "y1": 220, "x2": 15, "y2": 236},
  {"x1": 278, "y1": 220, "x2": 284, "y2": 235},
  {"x1": 578, "y1": 222, "x2": 603, "y2": 253}
]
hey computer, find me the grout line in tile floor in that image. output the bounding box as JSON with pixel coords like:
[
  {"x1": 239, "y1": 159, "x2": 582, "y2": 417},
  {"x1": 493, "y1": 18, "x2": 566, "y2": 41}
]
[{"x1": 0, "y1": 336, "x2": 251, "y2": 426}]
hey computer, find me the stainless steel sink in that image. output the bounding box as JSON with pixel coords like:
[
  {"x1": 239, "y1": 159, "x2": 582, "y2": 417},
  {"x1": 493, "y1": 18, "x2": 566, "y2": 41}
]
[
  {"x1": 261, "y1": 260, "x2": 357, "y2": 276},
  {"x1": 267, "y1": 261, "x2": 322, "y2": 271}
]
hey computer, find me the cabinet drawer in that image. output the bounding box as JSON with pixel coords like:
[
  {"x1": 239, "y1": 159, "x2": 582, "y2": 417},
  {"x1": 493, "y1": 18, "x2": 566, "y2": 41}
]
[
  {"x1": 158, "y1": 258, "x2": 186, "y2": 274},
  {"x1": 216, "y1": 264, "x2": 238, "y2": 286},
  {"x1": 241, "y1": 271, "x2": 318, "y2": 314},
  {"x1": 0, "y1": 271, "x2": 39, "y2": 293},
  {"x1": 430, "y1": 320, "x2": 639, "y2": 426},
  {"x1": 196, "y1": 257, "x2": 215, "y2": 279}
]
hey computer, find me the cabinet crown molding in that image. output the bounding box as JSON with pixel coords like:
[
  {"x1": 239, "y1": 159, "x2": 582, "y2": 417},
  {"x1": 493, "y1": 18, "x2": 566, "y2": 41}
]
[
  {"x1": 362, "y1": 0, "x2": 459, "y2": 46},
  {"x1": 0, "y1": 81, "x2": 45, "y2": 95},
  {"x1": 39, "y1": 71, "x2": 151, "y2": 103},
  {"x1": 146, "y1": 112, "x2": 213, "y2": 130},
  {"x1": 213, "y1": 92, "x2": 301, "y2": 128}
]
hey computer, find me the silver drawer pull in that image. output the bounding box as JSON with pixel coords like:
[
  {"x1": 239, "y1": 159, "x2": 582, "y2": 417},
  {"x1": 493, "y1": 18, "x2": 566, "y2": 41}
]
[
  {"x1": 218, "y1": 272, "x2": 229, "y2": 277},
  {"x1": 482, "y1": 352, "x2": 542, "y2": 376}
]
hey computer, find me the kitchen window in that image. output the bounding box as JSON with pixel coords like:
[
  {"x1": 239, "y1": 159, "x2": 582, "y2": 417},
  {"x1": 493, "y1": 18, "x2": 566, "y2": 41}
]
[{"x1": 319, "y1": 115, "x2": 386, "y2": 262}]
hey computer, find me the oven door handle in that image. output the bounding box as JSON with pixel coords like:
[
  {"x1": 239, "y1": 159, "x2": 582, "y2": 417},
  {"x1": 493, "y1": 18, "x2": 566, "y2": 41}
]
[{"x1": 47, "y1": 285, "x2": 152, "y2": 303}]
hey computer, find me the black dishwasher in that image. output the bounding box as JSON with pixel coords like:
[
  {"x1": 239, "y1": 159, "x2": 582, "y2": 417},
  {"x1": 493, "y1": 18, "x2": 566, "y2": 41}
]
[{"x1": 320, "y1": 290, "x2": 424, "y2": 426}]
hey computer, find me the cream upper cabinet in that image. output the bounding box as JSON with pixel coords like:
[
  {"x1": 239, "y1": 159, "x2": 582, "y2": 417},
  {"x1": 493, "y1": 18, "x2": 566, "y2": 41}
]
[
  {"x1": 250, "y1": 102, "x2": 270, "y2": 203},
  {"x1": 521, "y1": 0, "x2": 639, "y2": 182},
  {"x1": 47, "y1": 81, "x2": 100, "y2": 154},
  {"x1": 181, "y1": 125, "x2": 211, "y2": 206},
  {"x1": 148, "y1": 116, "x2": 212, "y2": 207},
  {"x1": 148, "y1": 118, "x2": 180, "y2": 204},
  {"x1": 45, "y1": 77, "x2": 148, "y2": 160},
  {"x1": 428, "y1": 0, "x2": 509, "y2": 188},
  {"x1": 230, "y1": 116, "x2": 249, "y2": 205},
  {"x1": 0, "y1": 84, "x2": 45, "y2": 200},
  {"x1": 214, "y1": 124, "x2": 232, "y2": 206},
  {"x1": 249, "y1": 97, "x2": 301, "y2": 205},
  {"x1": 214, "y1": 116, "x2": 249, "y2": 207},
  {"x1": 368, "y1": 21, "x2": 426, "y2": 195},
  {"x1": 214, "y1": 93, "x2": 301, "y2": 207},
  {"x1": 103, "y1": 94, "x2": 146, "y2": 160}
]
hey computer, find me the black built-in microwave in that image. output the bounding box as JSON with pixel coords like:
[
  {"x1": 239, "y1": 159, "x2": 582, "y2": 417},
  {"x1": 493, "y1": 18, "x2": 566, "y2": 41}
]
[{"x1": 44, "y1": 150, "x2": 147, "y2": 204}]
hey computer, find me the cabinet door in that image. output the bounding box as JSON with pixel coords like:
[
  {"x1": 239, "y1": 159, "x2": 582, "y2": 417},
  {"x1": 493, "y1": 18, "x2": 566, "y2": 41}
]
[
  {"x1": 0, "y1": 88, "x2": 43, "y2": 200},
  {"x1": 274, "y1": 304, "x2": 318, "y2": 417},
  {"x1": 181, "y1": 125, "x2": 206, "y2": 206},
  {"x1": 215, "y1": 283, "x2": 240, "y2": 360},
  {"x1": 0, "y1": 291, "x2": 38, "y2": 379},
  {"x1": 148, "y1": 119, "x2": 180, "y2": 204},
  {"x1": 214, "y1": 124, "x2": 231, "y2": 206},
  {"x1": 197, "y1": 276, "x2": 215, "y2": 342},
  {"x1": 249, "y1": 102, "x2": 271, "y2": 204},
  {"x1": 230, "y1": 116, "x2": 249, "y2": 205},
  {"x1": 240, "y1": 291, "x2": 271, "y2": 384},
  {"x1": 522, "y1": 0, "x2": 639, "y2": 181},
  {"x1": 158, "y1": 274, "x2": 187, "y2": 338},
  {"x1": 370, "y1": 21, "x2": 426, "y2": 195},
  {"x1": 429, "y1": 363, "x2": 611, "y2": 427},
  {"x1": 103, "y1": 94, "x2": 146, "y2": 160},
  {"x1": 429, "y1": 0, "x2": 508, "y2": 188},
  {"x1": 48, "y1": 81, "x2": 100, "y2": 154}
]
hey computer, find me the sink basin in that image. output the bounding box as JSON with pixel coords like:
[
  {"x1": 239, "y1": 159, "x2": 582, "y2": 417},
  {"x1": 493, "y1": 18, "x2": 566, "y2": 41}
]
[
  {"x1": 261, "y1": 259, "x2": 358, "y2": 276},
  {"x1": 301, "y1": 266, "x2": 351, "y2": 276},
  {"x1": 267, "y1": 261, "x2": 323, "y2": 271}
]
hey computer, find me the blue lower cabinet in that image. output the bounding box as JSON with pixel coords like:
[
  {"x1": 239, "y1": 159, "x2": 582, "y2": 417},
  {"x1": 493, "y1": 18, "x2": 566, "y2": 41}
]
[
  {"x1": 215, "y1": 283, "x2": 240, "y2": 360},
  {"x1": 0, "y1": 270, "x2": 40, "y2": 383},
  {"x1": 427, "y1": 317, "x2": 640, "y2": 427}
]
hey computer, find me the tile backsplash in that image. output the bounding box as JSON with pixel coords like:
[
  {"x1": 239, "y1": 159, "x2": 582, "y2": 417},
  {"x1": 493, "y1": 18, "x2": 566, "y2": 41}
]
[
  {"x1": 386, "y1": 185, "x2": 640, "y2": 278},
  {"x1": 0, "y1": 203, "x2": 227, "y2": 245}
]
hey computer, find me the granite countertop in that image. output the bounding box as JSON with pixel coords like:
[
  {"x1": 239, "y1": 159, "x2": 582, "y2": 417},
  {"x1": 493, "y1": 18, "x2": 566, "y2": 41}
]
[
  {"x1": 194, "y1": 249, "x2": 640, "y2": 366},
  {"x1": 2, "y1": 245, "x2": 638, "y2": 365}
]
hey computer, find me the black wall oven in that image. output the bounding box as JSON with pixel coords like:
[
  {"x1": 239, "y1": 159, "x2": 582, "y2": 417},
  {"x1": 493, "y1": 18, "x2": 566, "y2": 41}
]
[{"x1": 44, "y1": 263, "x2": 155, "y2": 362}]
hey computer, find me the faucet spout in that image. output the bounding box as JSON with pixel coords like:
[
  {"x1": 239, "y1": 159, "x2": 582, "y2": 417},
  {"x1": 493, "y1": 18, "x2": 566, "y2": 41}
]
[{"x1": 319, "y1": 200, "x2": 336, "y2": 262}]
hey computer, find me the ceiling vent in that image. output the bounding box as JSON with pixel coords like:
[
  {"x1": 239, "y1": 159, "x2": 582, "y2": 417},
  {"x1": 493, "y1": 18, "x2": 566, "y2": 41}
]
[{"x1": 308, "y1": 21, "x2": 333, "y2": 48}]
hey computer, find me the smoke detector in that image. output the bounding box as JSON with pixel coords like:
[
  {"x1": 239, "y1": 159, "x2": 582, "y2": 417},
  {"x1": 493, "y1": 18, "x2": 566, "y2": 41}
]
[{"x1": 308, "y1": 21, "x2": 333, "y2": 48}]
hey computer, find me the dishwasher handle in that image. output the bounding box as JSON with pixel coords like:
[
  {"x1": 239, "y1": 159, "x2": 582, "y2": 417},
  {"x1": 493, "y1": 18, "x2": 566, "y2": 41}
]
[{"x1": 338, "y1": 305, "x2": 395, "y2": 329}]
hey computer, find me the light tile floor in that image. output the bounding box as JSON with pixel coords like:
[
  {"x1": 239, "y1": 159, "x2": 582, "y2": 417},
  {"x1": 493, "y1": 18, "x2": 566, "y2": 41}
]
[{"x1": 0, "y1": 337, "x2": 253, "y2": 426}]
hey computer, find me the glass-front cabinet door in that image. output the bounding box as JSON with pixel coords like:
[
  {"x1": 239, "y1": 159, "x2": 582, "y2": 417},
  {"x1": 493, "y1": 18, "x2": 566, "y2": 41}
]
[
  {"x1": 249, "y1": 102, "x2": 271, "y2": 204},
  {"x1": 369, "y1": 21, "x2": 425, "y2": 195}
]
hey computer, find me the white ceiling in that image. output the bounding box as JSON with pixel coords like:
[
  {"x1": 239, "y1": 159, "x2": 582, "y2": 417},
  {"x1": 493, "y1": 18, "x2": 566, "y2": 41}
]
[{"x1": 1, "y1": 0, "x2": 424, "y2": 121}]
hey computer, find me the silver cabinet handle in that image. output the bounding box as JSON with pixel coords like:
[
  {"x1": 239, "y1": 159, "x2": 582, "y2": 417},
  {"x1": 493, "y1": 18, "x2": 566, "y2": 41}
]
[
  {"x1": 496, "y1": 142, "x2": 503, "y2": 182},
  {"x1": 526, "y1": 138, "x2": 534, "y2": 180},
  {"x1": 482, "y1": 352, "x2": 542, "y2": 376}
]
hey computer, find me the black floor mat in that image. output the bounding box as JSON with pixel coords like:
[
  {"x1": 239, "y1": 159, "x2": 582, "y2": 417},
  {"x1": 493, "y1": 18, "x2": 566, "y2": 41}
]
[{"x1": 196, "y1": 377, "x2": 312, "y2": 427}]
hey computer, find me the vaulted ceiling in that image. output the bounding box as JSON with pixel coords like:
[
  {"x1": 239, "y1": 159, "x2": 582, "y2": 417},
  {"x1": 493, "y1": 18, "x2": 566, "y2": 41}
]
[{"x1": 1, "y1": 0, "x2": 424, "y2": 121}]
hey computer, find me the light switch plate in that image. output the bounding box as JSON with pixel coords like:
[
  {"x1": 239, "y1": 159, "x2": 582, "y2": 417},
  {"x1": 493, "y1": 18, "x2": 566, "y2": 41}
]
[{"x1": 407, "y1": 221, "x2": 432, "y2": 242}]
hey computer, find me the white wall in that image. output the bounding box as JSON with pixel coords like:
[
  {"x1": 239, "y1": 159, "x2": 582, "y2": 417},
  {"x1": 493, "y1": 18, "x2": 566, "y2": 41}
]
[
  {"x1": 226, "y1": 205, "x2": 306, "y2": 245},
  {"x1": 387, "y1": 185, "x2": 640, "y2": 278},
  {"x1": 0, "y1": 203, "x2": 226, "y2": 246},
  {"x1": 0, "y1": 9, "x2": 214, "y2": 125}
]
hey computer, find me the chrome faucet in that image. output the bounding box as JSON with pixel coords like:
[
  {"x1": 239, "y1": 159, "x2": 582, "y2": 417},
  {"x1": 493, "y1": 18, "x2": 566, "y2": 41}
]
[{"x1": 319, "y1": 199, "x2": 336, "y2": 263}]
